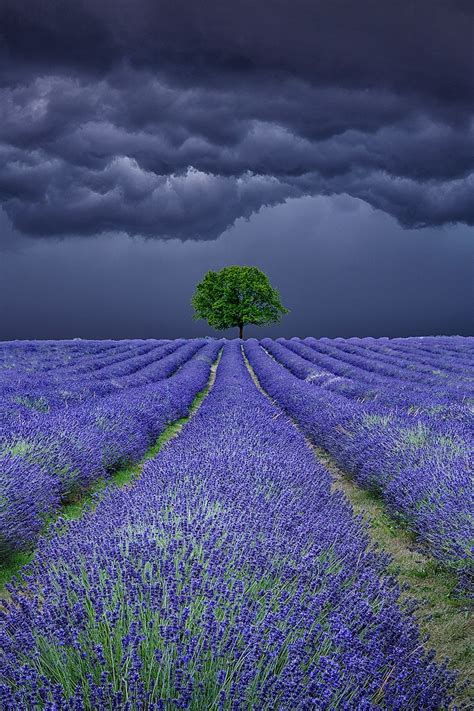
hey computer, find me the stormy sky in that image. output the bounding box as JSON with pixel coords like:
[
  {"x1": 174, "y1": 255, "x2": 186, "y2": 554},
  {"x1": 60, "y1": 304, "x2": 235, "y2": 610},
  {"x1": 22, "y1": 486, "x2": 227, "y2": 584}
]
[{"x1": 0, "y1": 1, "x2": 473, "y2": 339}]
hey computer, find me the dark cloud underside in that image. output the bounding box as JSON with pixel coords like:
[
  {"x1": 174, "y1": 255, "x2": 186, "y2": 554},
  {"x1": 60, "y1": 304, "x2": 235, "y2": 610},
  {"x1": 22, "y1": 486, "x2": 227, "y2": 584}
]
[{"x1": 0, "y1": 1, "x2": 473, "y2": 239}]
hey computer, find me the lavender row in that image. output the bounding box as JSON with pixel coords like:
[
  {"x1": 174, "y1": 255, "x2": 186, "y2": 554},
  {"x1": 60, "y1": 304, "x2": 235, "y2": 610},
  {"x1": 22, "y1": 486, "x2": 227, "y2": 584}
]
[
  {"x1": 245, "y1": 340, "x2": 473, "y2": 591},
  {"x1": 355, "y1": 336, "x2": 474, "y2": 361},
  {"x1": 268, "y1": 338, "x2": 473, "y2": 420},
  {"x1": 0, "y1": 340, "x2": 167, "y2": 413},
  {"x1": 325, "y1": 335, "x2": 474, "y2": 370},
  {"x1": 0, "y1": 341, "x2": 222, "y2": 558},
  {"x1": 0, "y1": 341, "x2": 194, "y2": 391},
  {"x1": 55, "y1": 340, "x2": 164, "y2": 375},
  {"x1": 346, "y1": 336, "x2": 474, "y2": 372},
  {"x1": 381, "y1": 336, "x2": 474, "y2": 365},
  {"x1": 0, "y1": 340, "x2": 155, "y2": 419},
  {"x1": 302, "y1": 338, "x2": 473, "y2": 397},
  {"x1": 327, "y1": 337, "x2": 474, "y2": 377},
  {"x1": 0, "y1": 341, "x2": 454, "y2": 709},
  {"x1": 296, "y1": 338, "x2": 470, "y2": 397},
  {"x1": 0, "y1": 340, "x2": 122, "y2": 373},
  {"x1": 0, "y1": 340, "x2": 207, "y2": 428}
]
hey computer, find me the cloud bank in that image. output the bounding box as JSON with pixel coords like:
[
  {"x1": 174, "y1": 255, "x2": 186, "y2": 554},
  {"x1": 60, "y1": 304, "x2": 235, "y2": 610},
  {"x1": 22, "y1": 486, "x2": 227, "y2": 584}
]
[{"x1": 0, "y1": 1, "x2": 473, "y2": 239}]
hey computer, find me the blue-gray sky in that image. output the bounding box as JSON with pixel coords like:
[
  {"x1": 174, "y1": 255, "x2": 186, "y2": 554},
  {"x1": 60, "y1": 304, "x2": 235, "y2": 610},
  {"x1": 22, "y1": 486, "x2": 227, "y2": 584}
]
[{"x1": 0, "y1": 1, "x2": 473, "y2": 339}]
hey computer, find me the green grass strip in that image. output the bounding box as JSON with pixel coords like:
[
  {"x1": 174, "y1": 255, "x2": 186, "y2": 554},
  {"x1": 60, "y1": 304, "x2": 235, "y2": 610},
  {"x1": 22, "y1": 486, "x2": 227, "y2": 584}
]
[{"x1": 316, "y1": 447, "x2": 473, "y2": 706}]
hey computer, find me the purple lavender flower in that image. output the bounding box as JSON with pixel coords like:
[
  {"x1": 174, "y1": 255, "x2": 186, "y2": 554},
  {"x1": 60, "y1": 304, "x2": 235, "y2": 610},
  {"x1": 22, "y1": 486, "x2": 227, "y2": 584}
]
[{"x1": 0, "y1": 341, "x2": 455, "y2": 707}]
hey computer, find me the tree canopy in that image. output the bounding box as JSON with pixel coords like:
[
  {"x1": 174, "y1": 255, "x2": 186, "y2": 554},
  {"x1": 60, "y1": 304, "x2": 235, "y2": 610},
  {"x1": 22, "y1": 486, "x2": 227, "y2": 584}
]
[{"x1": 191, "y1": 266, "x2": 288, "y2": 338}]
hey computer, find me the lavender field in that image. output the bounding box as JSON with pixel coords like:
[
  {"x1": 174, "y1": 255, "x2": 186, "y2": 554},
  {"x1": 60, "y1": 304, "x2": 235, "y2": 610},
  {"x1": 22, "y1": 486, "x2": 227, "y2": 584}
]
[{"x1": 0, "y1": 336, "x2": 472, "y2": 708}]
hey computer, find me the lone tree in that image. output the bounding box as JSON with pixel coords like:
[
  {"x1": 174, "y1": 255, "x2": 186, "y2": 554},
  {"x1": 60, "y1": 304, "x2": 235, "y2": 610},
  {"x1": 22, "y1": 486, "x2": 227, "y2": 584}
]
[{"x1": 191, "y1": 266, "x2": 288, "y2": 338}]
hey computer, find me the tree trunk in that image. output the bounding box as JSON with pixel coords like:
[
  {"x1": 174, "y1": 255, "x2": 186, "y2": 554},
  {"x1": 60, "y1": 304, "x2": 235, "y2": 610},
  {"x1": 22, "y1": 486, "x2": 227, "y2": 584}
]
[{"x1": 239, "y1": 323, "x2": 244, "y2": 339}]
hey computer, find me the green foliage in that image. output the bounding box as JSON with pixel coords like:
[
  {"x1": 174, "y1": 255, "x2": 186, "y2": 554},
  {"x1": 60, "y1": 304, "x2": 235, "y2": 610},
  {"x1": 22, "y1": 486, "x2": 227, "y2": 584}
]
[{"x1": 191, "y1": 266, "x2": 288, "y2": 337}]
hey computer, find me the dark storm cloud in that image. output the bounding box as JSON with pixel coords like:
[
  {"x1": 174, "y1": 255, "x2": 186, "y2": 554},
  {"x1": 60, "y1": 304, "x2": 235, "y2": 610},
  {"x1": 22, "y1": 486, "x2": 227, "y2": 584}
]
[
  {"x1": 2, "y1": 1, "x2": 473, "y2": 99},
  {"x1": 0, "y1": 1, "x2": 473, "y2": 238}
]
